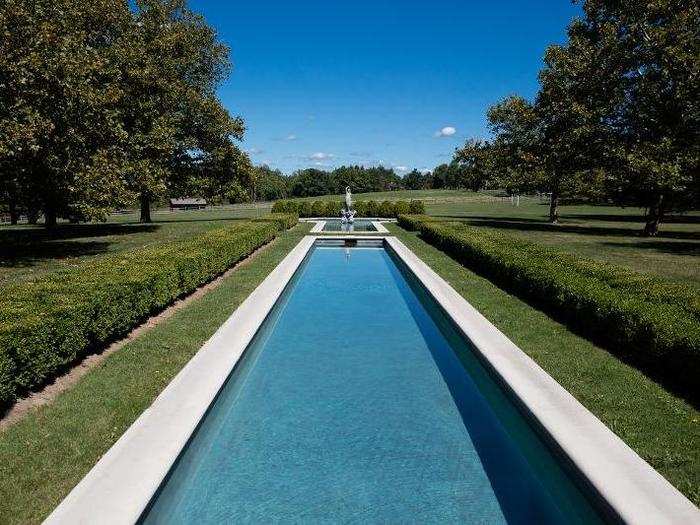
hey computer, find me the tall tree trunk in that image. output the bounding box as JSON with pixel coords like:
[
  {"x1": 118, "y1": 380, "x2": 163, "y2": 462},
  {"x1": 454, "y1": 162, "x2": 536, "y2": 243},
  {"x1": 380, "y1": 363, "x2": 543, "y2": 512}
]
[
  {"x1": 643, "y1": 194, "x2": 664, "y2": 237},
  {"x1": 44, "y1": 205, "x2": 57, "y2": 228},
  {"x1": 548, "y1": 190, "x2": 560, "y2": 224},
  {"x1": 140, "y1": 193, "x2": 152, "y2": 223},
  {"x1": 27, "y1": 208, "x2": 39, "y2": 225},
  {"x1": 9, "y1": 199, "x2": 18, "y2": 225}
]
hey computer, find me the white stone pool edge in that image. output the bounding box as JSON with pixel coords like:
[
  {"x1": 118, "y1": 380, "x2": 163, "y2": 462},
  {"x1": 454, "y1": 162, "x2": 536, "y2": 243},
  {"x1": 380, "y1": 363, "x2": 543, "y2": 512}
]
[
  {"x1": 301, "y1": 217, "x2": 393, "y2": 234},
  {"x1": 45, "y1": 235, "x2": 699, "y2": 524},
  {"x1": 384, "y1": 236, "x2": 698, "y2": 524},
  {"x1": 44, "y1": 235, "x2": 318, "y2": 525}
]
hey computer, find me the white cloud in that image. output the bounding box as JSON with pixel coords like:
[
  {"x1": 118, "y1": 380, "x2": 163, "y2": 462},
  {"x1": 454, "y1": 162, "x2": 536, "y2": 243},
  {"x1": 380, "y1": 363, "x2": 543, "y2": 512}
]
[
  {"x1": 247, "y1": 147, "x2": 263, "y2": 155},
  {"x1": 435, "y1": 126, "x2": 457, "y2": 137},
  {"x1": 284, "y1": 134, "x2": 297, "y2": 141},
  {"x1": 309, "y1": 152, "x2": 334, "y2": 160},
  {"x1": 394, "y1": 165, "x2": 408, "y2": 172}
]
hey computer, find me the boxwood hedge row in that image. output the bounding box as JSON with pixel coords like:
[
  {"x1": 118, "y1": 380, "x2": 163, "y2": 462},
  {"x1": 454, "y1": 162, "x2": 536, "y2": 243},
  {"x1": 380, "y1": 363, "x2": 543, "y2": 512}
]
[
  {"x1": 0, "y1": 214, "x2": 297, "y2": 408},
  {"x1": 271, "y1": 199, "x2": 425, "y2": 218},
  {"x1": 397, "y1": 214, "x2": 700, "y2": 393}
]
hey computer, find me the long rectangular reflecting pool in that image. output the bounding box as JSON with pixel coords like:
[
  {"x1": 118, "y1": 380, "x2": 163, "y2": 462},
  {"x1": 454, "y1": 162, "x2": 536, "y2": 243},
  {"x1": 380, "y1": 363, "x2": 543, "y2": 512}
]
[{"x1": 141, "y1": 240, "x2": 605, "y2": 524}]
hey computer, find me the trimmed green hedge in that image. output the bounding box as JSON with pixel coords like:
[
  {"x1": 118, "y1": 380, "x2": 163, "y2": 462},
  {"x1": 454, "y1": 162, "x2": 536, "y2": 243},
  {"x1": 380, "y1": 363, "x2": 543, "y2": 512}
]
[
  {"x1": 272, "y1": 199, "x2": 425, "y2": 218},
  {"x1": 398, "y1": 214, "x2": 700, "y2": 391},
  {"x1": 0, "y1": 214, "x2": 297, "y2": 407}
]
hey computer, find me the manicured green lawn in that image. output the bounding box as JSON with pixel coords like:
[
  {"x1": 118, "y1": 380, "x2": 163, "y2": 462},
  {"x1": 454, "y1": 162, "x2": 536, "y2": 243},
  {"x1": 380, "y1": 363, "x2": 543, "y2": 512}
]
[
  {"x1": 386, "y1": 222, "x2": 699, "y2": 506},
  {"x1": 426, "y1": 197, "x2": 700, "y2": 287},
  {"x1": 0, "y1": 223, "x2": 309, "y2": 525},
  {"x1": 277, "y1": 189, "x2": 700, "y2": 285},
  {"x1": 0, "y1": 204, "x2": 273, "y2": 287},
  {"x1": 1, "y1": 190, "x2": 698, "y2": 519}
]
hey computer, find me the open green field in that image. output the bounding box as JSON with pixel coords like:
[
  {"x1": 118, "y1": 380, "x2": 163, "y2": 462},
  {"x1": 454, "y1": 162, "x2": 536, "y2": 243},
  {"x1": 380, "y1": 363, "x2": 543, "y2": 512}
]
[
  {"x1": 0, "y1": 204, "x2": 272, "y2": 287},
  {"x1": 285, "y1": 189, "x2": 700, "y2": 286},
  {"x1": 0, "y1": 219, "x2": 697, "y2": 523}
]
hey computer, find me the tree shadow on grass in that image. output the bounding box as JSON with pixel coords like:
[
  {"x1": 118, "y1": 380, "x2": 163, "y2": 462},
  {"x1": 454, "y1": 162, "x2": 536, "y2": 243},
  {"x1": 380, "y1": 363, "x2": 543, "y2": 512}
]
[
  {"x1": 0, "y1": 241, "x2": 114, "y2": 269},
  {"x1": 602, "y1": 240, "x2": 700, "y2": 256},
  {"x1": 0, "y1": 223, "x2": 160, "y2": 269},
  {"x1": 148, "y1": 216, "x2": 251, "y2": 224},
  {"x1": 0, "y1": 223, "x2": 160, "y2": 244},
  {"x1": 433, "y1": 215, "x2": 700, "y2": 241},
  {"x1": 433, "y1": 214, "x2": 546, "y2": 224},
  {"x1": 567, "y1": 213, "x2": 700, "y2": 224}
]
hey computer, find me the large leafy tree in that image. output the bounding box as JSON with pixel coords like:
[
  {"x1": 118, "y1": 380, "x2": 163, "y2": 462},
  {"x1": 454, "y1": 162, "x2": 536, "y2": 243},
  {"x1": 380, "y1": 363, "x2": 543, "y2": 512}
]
[
  {"x1": 453, "y1": 139, "x2": 493, "y2": 192},
  {"x1": 330, "y1": 165, "x2": 401, "y2": 194},
  {"x1": 485, "y1": 96, "x2": 545, "y2": 198},
  {"x1": 571, "y1": 0, "x2": 700, "y2": 235},
  {"x1": 252, "y1": 165, "x2": 289, "y2": 201},
  {"x1": 121, "y1": 0, "x2": 244, "y2": 222},
  {"x1": 403, "y1": 169, "x2": 430, "y2": 190},
  {"x1": 0, "y1": 0, "x2": 133, "y2": 226},
  {"x1": 486, "y1": 41, "x2": 605, "y2": 224},
  {"x1": 289, "y1": 169, "x2": 333, "y2": 198},
  {"x1": 484, "y1": 0, "x2": 698, "y2": 231}
]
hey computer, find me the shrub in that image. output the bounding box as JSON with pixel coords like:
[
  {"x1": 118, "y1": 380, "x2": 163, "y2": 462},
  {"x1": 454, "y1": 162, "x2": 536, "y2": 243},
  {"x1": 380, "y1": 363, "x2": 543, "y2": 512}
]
[
  {"x1": 252, "y1": 212, "x2": 298, "y2": 230},
  {"x1": 299, "y1": 201, "x2": 312, "y2": 217},
  {"x1": 353, "y1": 201, "x2": 368, "y2": 217},
  {"x1": 379, "y1": 201, "x2": 394, "y2": 218},
  {"x1": 398, "y1": 216, "x2": 700, "y2": 393},
  {"x1": 324, "y1": 201, "x2": 340, "y2": 217},
  {"x1": 365, "y1": 200, "x2": 379, "y2": 217},
  {"x1": 271, "y1": 199, "x2": 425, "y2": 218},
  {"x1": 0, "y1": 216, "x2": 295, "y2": 408},
  {"x1": 393, "y1": 200, "x2": 410, "y2": 216},
  {"x1": 397, "y1": 214, "x2": 433, "y2": 231},
  {"x1": 409, "y1": 199, "x2": 425, "y2": 214},
  {"x1": 311, "y1": 200, "x2": 326, "y2": 217}
]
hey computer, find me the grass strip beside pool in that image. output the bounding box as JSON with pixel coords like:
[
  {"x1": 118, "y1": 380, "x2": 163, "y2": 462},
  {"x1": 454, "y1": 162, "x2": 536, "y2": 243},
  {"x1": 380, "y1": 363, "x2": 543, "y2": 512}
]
[
  {"x1": 0, "y1": 224, "x2": 309, "y2": 525},
  {"x1": 386, "y1": 223, "x2": 699, "y2": 507},
  {"x1": 397, "y1": 214, "x2": 699, "y2": 401},
  {"x1": 0, "y1": 214, "x2": 297, "y2": 408}
]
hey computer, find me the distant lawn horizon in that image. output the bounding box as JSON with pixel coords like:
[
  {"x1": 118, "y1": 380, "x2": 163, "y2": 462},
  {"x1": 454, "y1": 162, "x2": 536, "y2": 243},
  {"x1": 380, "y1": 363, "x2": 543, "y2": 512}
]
[{"x1": 271, "y1": 189, "x2": 700, "y2": 286}]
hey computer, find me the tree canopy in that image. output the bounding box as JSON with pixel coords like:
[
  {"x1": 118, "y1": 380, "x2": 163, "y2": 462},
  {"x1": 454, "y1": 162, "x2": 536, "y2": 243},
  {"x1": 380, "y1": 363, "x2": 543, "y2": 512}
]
[
  {"x1": 0, "y1": 0, "x2": 248, "y2": 225},
  {"x1": 454, "y1": 0, "x2": 699, "y2": 234}
]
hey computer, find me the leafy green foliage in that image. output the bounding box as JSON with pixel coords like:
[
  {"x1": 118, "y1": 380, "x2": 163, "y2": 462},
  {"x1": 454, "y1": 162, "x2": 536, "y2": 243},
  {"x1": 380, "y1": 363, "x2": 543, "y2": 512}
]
[
  {"x1": 0, "y1": 0, "x2": 248, "y2": 226},
  {"x1": 252, "y1": 165, "x2": 288, "y2": 201},
  {"x1": 397, "y1": 214, "x2": 700, "y2": 397},
  {"x1": 0, "y1": 0, "x2": 135, "y2": 224},
  {"x1": 0, "y1": 215, "x2": 296, "y2": 407},
  {"x1": 272, "y1": 199, "x2": 424, "y2": 218},
  {"x1": 455, "y1": 0, "x2": 699, "y2": 233},
  {"x1": 285, "y1": 166, "x2": 402, "y2": 198}
]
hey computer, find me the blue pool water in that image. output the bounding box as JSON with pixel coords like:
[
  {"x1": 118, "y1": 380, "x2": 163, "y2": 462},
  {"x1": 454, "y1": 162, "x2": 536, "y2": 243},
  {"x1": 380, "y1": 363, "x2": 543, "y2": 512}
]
[
  {"x1": 322, "y1": 219, "x2": 377, "y2": 232},
  {"x1": 142, "y1": 244, "x2": 603, "y2": 524}
]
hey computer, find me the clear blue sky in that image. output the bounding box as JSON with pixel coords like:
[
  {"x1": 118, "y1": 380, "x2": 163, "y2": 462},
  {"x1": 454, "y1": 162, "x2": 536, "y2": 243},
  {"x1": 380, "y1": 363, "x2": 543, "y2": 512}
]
[{"x1": 188, "y1": 0, "x2": 581, "y2": 175}]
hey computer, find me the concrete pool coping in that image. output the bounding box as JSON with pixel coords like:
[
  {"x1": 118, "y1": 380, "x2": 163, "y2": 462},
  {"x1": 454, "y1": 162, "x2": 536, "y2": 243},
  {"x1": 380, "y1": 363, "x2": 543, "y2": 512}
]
[
  {"x1": 45, "y1": 235, "x2": 699, "y2": 524},
  {"x1": 303, "y1": 218, "x2": 392, "y2": 234}
]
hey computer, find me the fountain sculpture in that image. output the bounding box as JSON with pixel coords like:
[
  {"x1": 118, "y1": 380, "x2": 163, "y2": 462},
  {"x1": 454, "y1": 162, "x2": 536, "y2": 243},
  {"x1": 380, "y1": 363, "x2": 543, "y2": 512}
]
[{"x1": 340, "y1": 186, "x2": 356, "y2": 224}]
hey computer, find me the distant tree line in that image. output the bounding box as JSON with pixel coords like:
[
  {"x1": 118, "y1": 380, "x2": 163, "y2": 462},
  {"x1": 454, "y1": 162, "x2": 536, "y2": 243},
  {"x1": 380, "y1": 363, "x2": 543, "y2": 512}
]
[
  {"x1": 0, "y1": 0, "x2": 250, "y2": 226},
  {"x1": 451, "y1": 0, "x2": 699, "y2": 235},
  {"x1": 246, "y1": 163, "x2": 488, "y2": 202}
]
